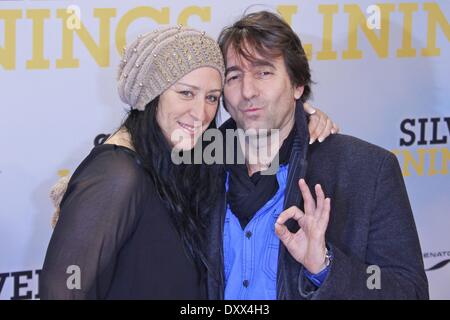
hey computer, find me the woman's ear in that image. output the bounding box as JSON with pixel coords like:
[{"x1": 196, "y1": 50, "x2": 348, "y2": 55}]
[{"x1": 294, "y1": 85, "x2": 304, "y2": 100}]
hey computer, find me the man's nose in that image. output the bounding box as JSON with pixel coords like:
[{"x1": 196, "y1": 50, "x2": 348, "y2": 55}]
[{"x1": 241, "y1": 73, "x2": 258, "y2": 100}]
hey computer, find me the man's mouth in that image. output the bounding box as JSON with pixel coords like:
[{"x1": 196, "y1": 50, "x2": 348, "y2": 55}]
[{"x1": 243, "y1": 107, "x2": 262, "y2": 113}]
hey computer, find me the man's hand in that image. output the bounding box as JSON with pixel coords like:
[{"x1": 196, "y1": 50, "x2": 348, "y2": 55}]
[{"x1": 275, "y1": 179, "x2": 331, "y2": 274}]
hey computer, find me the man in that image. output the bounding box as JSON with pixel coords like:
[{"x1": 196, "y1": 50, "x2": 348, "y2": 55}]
[{"x1": 206, "y1": 11, "x2": 428, "y2": 299}]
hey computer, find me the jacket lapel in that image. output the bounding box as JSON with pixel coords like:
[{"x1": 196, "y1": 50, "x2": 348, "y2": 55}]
[{"x1": 277, "y1": 100, "x2": 310, "y2": 299}]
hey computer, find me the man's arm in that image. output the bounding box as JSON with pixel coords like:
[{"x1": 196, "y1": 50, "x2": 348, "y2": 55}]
[{"x1": 297, "y1": 153, "x2": 429, "y2": 299}]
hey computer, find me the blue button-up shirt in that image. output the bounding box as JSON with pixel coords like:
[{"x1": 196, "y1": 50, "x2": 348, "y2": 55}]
[
  {"x1": 223, "y1": 164, "x2": 330, "y2": 299},
  {"x1": 223, "y1": 165, "x2": 288, "y2": 300}
]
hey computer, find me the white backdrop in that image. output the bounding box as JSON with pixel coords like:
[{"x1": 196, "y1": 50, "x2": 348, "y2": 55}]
[{"x1": 0, "y1": 0, "x2": 449, "y2": 299}]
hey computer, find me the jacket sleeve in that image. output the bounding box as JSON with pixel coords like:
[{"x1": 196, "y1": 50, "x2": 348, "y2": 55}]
[
  {"x1": 39, "y1": 150, "x2": 146, "y2": 299},
  {"x1": 298, "y1": 152, "x2": 429, "y2": 299}
]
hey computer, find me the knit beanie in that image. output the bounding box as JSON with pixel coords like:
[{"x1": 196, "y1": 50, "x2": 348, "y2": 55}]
[{"x1": 118, "y1": 25, "x2": 225, "y2": 111}]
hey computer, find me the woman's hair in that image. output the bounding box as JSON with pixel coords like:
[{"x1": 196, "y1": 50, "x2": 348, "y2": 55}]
[{"x1": 122, "y1": 97, "x2": 219, "y2": 275}]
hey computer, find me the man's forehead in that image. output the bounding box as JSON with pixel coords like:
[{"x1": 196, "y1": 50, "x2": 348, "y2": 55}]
[
  {"x1": 225, "y1": 45, "x2": 279, "y2": 70},
  {"x1": 226, "y1": 41, "x2": 257, "y2": 58}
]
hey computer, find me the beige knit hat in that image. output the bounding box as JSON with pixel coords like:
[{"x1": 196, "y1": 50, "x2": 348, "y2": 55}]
[{"x1": 118, "y1": 25, "x2": 225, "y2": 111}]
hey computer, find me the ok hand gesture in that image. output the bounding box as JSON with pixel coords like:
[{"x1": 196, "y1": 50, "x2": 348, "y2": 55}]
[{"x1": 275, "y1": 179, "x2": 331, "y2": 274}]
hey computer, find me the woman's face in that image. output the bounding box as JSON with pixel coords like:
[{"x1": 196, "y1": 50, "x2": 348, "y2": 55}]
[{"x1": 156, "y1": 67, "x2": 222, "y2": 151}]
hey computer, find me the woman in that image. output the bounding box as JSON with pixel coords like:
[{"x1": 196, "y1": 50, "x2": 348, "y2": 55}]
[{"x1": 40, "y1": 26, "x2": 337, "y2": 299}]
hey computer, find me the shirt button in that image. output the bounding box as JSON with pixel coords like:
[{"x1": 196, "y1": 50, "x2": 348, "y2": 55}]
[
  {"x1": 245, "y1": 231, "x2": 252, "y2": 239},
  {"x1": 243, "y1": 280, "x2": 250, "y2": 288}
]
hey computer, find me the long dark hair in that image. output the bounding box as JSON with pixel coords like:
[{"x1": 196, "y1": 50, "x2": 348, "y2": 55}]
[{"x1": 122, "y1": 97, "x2": 219, "y2": 275}]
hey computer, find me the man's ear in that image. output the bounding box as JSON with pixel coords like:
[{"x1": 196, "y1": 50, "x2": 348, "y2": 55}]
[{"x1": 294, "y1": 85, "x2": 304, "y2": 100}]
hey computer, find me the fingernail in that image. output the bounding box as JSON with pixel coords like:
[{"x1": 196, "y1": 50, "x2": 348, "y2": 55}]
[
  {"x1": 309, "y1": 138, "x2": 314, "y2": 144},
  {"x1": 331, "y1": 129, "x2": 336, "y2": 134},
  {"x1": 300, "y1": 178, "x2": 305, "y2": 184},
  {"x1": 318, "y1": 137, "x2": 323, "y2": 143}
]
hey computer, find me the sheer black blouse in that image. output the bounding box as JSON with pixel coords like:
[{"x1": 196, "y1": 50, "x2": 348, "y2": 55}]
[{"x1": 40, "y1": 144, "x2": 206, "y2": 299}]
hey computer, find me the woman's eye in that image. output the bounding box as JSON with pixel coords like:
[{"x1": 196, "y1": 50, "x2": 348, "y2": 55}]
[
  {"x1": 206, "y1": 95, "x2": 219, "y2": 104},
  {"x1": 179, "y1": 91, "x2": 194, "y2": 98}
]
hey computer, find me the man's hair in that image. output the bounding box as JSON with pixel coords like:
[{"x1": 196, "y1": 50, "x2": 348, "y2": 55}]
[{"x1": 218, "y1": 10, "x2": 312, "y2": 102}]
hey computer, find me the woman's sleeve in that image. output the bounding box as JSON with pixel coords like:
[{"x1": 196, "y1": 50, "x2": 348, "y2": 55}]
[{"x1": 39, "y1": 149, "x2": 146, "y2": 299}]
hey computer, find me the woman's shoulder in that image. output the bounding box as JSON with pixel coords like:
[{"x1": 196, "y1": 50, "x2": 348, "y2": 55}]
[
  {"x1": 50, "y1": 143, "x2": 151, "y2": 227},
  {"x1": 72, "y1": 143, "x2": 148, "y2": 189}
]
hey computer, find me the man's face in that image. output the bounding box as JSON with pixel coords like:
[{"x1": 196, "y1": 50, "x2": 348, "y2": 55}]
[{"x1": 223, "y1": 45, "x2": 304, "y2": 134}]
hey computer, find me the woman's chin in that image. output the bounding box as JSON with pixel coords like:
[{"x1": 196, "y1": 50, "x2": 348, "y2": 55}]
[{"x1": 171, "y1": 137, "x2": 198, "y2": 152}]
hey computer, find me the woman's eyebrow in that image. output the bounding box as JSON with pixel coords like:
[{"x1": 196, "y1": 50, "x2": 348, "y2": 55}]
[
  {"x1": 175, "y1": 82, "x2": 200, "y2": 90},
  {"x1": 175, "y1": 82, "x2": 221, "y2": 93}
]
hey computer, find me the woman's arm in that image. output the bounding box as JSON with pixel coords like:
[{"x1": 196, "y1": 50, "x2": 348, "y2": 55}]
[{"x1": 40, "y1": 149, "x2": 146, "y2": 299}]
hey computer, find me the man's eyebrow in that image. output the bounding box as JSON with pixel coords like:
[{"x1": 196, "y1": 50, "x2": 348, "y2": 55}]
[
  {"x1": 225, "y1": 65, "x2": 241, "y2": 76},
  {"x1": 225, "y1": 60, "x2": 276, "y2": 75},
  {"x1": 250, "y1": 60, "x2": 275, "y2": 69}
]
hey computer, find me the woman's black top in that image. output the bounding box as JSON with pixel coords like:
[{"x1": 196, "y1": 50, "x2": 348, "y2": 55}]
[{"x1": 40, "y1": 144, "x2": 206, "y2": 299}]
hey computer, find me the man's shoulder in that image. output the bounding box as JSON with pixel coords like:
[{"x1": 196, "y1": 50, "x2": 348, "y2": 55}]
[
  {"x1": 327, "y1": 132, "x2": 386, "y2": 148},
  {"x1": 306, "y1": 134, "x2": 403, "y2": 197},
  {"x1": 309, "y1": 133, "x2": 396, "y2": 170}
]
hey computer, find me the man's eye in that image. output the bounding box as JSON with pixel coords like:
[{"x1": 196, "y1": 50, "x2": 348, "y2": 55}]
[
  {"x1": 226, "y1": 75, "x2": 239, "y2": 84},
  {"x1": 258, "y1": 71, "x2": 272, "y2": 78}
]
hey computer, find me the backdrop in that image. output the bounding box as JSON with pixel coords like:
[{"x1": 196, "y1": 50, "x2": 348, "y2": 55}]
[{"x1": 0, "y1": 0, "x2": 448, "y2": 299}]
